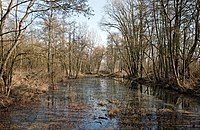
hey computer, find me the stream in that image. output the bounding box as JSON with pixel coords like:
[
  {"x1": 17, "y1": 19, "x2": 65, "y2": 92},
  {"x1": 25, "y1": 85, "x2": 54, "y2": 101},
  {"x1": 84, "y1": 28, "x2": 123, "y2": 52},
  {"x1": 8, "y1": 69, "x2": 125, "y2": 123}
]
[{"x1": 1, "y1": 78, "x2": 200, "y2": 129}]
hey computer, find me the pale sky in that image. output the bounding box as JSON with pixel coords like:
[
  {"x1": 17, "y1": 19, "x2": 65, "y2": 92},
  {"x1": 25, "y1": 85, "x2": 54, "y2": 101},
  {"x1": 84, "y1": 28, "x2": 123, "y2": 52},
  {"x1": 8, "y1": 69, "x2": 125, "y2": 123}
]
[{"x1": 75, "y1": 0, "x2": 108, "y2": 45}]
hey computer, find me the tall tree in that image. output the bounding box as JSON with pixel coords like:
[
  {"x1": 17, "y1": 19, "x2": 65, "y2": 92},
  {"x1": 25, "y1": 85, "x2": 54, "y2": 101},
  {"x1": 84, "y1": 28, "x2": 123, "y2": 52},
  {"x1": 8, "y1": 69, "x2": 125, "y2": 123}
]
[
  {"x1": 101, "y1": 0, "x2": 199, "y2": 90},
  {"x1": 0, "y1": 0, "x2": 92, "y2": 95}
]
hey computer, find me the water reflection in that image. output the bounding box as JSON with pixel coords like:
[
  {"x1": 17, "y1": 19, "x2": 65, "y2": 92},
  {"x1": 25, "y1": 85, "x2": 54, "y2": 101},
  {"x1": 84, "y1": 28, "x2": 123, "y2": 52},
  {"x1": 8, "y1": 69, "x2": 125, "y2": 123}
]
[{"x1": 0, "y1": 78, "x2": 200, "y2": 129}]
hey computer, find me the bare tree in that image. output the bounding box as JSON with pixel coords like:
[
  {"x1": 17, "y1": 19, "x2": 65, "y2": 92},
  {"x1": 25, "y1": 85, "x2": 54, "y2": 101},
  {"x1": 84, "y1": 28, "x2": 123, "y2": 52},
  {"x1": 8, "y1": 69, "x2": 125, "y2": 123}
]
[
  {"x1": 0, "y1": 0, "x2": 93, "y2": 96},
  {"x1": 101, "y1": 0, "x2": 199, "y2": 90}
]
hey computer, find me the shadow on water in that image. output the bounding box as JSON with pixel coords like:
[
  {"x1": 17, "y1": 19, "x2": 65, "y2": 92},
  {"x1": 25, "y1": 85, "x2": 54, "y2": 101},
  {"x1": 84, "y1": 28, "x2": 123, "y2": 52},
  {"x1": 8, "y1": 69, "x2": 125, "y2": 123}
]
[{"x1": 1, "y1": 78, "x2": 200, "y2": 129}]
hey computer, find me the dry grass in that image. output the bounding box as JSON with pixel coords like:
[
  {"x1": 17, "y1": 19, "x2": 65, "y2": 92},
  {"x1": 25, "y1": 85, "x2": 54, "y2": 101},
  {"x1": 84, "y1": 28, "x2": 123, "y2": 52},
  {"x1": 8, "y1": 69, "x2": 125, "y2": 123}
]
[
  {"x1": 0, "y1": 70, "x2": 49, "y2": 106},
  {"x1": 0, "y1": 95, "x2": 14, "y2": 108},
  {"x1": 108, "y1": 108, "x2": 120, "y2": 117},
  {"x1": 12, "y1": 70, "x2": 49, "y2": 92}
]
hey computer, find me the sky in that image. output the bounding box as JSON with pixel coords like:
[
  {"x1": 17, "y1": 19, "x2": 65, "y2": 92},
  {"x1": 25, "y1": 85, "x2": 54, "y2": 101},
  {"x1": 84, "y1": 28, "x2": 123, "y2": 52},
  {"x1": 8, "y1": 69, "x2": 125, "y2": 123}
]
[{"x1": 75, "y1": 0, "x2": 108, "y2": 46}]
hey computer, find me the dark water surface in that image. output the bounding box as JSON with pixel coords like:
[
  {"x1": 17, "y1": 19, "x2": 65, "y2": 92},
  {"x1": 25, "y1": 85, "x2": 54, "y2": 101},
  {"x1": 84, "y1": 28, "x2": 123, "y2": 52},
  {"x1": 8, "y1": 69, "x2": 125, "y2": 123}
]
[{"x1": 1, "y1": 78, "x2": 200, "y2": 129}]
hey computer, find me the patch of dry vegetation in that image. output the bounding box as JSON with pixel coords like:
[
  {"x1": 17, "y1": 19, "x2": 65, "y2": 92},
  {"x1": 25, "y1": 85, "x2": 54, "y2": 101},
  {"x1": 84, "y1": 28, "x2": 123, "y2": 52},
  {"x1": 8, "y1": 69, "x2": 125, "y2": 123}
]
[
  {"x1": 12, "y1": 70, "x2": 48, "y2": 103},
  {"x1": 108, "y1": 108, "x2": 120, "y2": 117},
  {"x1": 0, "y1": 70, "x2": 49, "y2": 108},
  {"x1": 0, "y1": 95, "x2": 14, "y2": 109},
  {"x1": 97, "y1": 99, "x2": 121, "y2": 117}
]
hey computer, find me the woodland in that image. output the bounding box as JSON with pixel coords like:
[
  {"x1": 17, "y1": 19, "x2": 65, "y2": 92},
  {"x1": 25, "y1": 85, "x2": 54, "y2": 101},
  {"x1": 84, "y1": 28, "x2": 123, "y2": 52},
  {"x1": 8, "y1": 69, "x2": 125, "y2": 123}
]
[{"x1": 0, "y1": 0, "x2": 199, "y2": 106}]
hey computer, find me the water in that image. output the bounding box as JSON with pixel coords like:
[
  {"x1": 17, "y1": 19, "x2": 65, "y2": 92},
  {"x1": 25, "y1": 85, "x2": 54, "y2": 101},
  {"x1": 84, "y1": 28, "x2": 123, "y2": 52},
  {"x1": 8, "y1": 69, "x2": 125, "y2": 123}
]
[{"x1": 1, "y1": 78, "x2": 200, "y2": 129}]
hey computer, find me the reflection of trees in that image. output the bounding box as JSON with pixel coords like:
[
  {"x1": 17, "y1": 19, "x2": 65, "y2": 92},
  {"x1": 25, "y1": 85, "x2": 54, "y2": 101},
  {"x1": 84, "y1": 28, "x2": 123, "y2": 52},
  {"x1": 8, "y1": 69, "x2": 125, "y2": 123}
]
[
  {"x1": 120, "y1": 82, "x2": 200, "y2": 128},
  {"x1": 130, "y1": 84, "x2": 200, "y2": 112},
  {"x1": 44, "y1": 80, "x2": 93, "y2": 129},
  {"x1": 149, "y1": 86, "x2": 195, "y2": 111}
]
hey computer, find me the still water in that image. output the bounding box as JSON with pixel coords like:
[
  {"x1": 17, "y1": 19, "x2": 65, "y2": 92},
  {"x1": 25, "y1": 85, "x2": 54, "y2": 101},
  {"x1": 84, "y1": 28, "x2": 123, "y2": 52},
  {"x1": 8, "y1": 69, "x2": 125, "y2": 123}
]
[{"x1": 1, "y1": 78, "x2": 200, "y2": 129}]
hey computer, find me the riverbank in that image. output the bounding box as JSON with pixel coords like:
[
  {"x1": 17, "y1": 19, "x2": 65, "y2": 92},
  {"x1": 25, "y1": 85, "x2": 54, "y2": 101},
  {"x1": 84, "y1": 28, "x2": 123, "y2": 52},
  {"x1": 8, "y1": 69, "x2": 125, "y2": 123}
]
[{"x1": 0, "y1": 71, "x2": 48, "y2": 109}]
